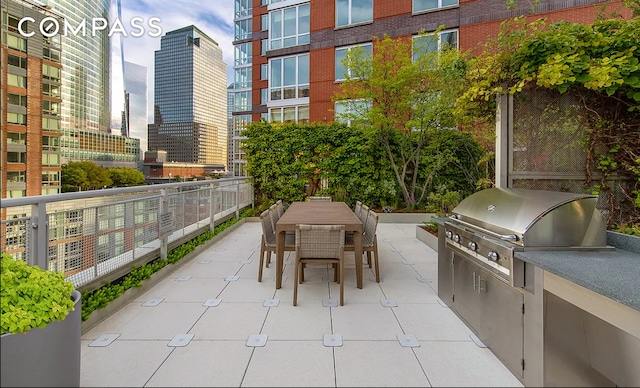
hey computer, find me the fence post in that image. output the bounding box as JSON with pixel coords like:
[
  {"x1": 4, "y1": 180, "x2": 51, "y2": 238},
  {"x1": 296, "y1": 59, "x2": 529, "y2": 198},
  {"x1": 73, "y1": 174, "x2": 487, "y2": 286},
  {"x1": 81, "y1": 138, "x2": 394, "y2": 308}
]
[
  {"x1": 210, "y1": 182, "x2": 217, "y2": 233},
  {"x1": 30, "y1": 202, "x2": 48, "y2": 270},
  {"x1": 160, "y1": 189, "x2": 168, "y2": 260},
  {"x1": 235, "y1": 180, "x2": 240, "y2": 219}
]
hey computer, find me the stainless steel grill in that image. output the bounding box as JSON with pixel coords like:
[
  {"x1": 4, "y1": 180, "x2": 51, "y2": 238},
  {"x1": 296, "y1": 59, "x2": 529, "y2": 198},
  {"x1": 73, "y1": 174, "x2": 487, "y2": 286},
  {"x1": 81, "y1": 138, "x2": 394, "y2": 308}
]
[
  {"x1": 442, "y1": 187, "x2": 610, "y2": 285},
  {"x1": 437, "y1": 188, "x2": 612, "y2": 381}
]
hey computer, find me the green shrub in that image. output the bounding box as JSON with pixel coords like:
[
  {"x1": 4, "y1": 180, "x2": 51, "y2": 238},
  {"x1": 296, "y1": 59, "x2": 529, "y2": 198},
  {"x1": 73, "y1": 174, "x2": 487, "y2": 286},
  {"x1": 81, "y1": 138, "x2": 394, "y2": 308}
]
[{"x1": 1, "y1": 253, "x2": 76, "y2": 334}]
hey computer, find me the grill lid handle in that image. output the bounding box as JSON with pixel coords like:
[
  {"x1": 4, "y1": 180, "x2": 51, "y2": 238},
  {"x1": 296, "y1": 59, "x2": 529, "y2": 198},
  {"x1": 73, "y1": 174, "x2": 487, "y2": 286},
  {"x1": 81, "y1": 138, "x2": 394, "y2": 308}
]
[
  {"x1": 500, "y1": 234, "x2": 518, "y2": 242},
  {"x1": 447, "y1": 216, "x2": 520, "y2": 242}
]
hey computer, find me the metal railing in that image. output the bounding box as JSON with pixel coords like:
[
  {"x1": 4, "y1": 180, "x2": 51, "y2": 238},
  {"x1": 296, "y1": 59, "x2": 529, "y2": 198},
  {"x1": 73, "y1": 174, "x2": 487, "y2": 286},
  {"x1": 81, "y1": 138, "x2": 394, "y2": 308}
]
[{"x1": 1, "y1": 177, "x2": 254, "y2": 290}]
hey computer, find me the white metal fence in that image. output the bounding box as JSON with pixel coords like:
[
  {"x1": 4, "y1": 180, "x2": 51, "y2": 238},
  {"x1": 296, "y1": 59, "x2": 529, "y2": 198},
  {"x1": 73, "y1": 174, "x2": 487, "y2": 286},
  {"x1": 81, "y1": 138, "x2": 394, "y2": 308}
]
[{"x1": 0, "y1": 177, "x2": 254, "y2": 290}]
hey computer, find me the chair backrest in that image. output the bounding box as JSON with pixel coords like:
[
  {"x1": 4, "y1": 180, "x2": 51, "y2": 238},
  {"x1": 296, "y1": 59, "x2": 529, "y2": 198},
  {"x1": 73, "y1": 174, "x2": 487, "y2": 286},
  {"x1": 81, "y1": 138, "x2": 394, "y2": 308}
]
[
  {"x1": 308, "y1": 196, "x2": 332, "y2": 202},
  {"x1": 354, "y1": 201, "x2": 362, "y2": 218},
  {"x1": 268, "y1": 204, "x2": 279, "y2": 233},
  {"x1": 295, "y1": 224, "x2": 344, "y2": 258},
  {"x1": 275, "y1": 200, "x2": 284, "y2": 217},
  {"x1": 363, "y1": 210, "x2": 378, "y2": 247},
  {"x1": 359, "y1": 204, "x2": 370, "y2": 228},
  {"x1": 260, "y1": 209, "x2": 276, "y2": 245}
]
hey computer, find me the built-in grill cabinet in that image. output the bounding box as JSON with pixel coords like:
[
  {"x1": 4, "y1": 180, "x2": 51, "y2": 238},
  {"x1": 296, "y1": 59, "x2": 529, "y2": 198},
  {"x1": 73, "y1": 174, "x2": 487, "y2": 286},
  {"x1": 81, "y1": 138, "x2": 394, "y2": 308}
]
[{"x1": 437, "y1": 188, "x2": 609, "y2": 383}]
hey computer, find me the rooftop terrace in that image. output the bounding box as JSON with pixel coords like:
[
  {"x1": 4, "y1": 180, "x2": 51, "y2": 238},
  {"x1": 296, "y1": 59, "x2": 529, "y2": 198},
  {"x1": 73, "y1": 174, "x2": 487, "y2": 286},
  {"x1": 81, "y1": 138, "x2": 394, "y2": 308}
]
[{"x1": 79, "y1": 220, "x2": 523, "y2": 387}]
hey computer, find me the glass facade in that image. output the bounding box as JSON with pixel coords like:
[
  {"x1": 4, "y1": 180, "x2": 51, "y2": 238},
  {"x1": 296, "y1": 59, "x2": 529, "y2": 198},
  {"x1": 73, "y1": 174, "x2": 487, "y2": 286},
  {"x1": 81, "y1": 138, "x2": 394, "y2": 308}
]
[
  {"x1": 150, "y1": 26, "x2": 228, "y2": 166},
  {"x1": 122, "y1": 61, "x2": 148, "y2": 152},
  {"x1": 47, "y1": 0, "x2": 111, "y2": 133}
]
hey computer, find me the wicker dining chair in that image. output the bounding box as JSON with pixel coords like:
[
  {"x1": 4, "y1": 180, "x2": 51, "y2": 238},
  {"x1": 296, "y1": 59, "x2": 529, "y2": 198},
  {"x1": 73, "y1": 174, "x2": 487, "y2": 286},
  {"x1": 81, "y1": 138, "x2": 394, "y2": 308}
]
[
  {"x1": 293, "y1": 224, "x2": 346, "y2": 306},
  {"x1": 354, "y1": 201, "x2": 363, "y2": 219},
  {"x1": 258, "y1": 209, "x2": 295, "y2": 282},
  {"x1": 275, "y1": 199, "x2": 285, "y2": 217},
  {"x1": 346, "y1": 210, "x2": 380, "y2": 282}
]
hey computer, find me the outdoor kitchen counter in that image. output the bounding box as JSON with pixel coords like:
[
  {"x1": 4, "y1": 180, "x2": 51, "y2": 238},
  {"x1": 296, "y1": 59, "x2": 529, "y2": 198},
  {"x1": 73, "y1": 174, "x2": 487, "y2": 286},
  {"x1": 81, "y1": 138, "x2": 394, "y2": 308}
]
[{"x1": 514, "y1": 246, "x2": 640, "y2": 312}]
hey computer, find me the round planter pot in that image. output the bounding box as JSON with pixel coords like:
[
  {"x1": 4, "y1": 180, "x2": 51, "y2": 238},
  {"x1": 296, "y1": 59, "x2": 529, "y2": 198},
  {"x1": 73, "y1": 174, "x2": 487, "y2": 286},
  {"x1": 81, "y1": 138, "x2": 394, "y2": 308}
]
[{"x1": 1, "y1": 289, "x2": 82, "y2": 387}]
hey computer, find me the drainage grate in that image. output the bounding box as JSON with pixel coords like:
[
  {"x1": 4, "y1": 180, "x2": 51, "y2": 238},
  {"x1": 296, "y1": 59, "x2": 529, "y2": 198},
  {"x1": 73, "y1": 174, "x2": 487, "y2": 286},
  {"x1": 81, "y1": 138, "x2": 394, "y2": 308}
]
[
  {"x1": 323, "y1": 334, "x2": 343, "y2": 347},
  {"x1": 203, "y1": 298, "x2": 222, "y2": 307},
  {"x1": 89, "y1": 334, "x2": 120, "y2": 347},
  {"x1": 263, "y1": 299, "x2": 279, "y2": 307},
  {"x1": 397, "y1": 334, "x2": 420, "y2": 347},
  {"x1": 246, "y1": 334, "x2": 268, "y2": 347},
  {"x1": 168, "y1": 334, "x2": 193, "y2": 347},
  {"x1": 175, "y1": 275, "x2": 192, "y2": 282},
  {"x1": 225, "y1": 275, "x2": 239, "y2": 281},
  {"x1": 142, "y1": 298, "x2": 164, "y2": 307},
  {"x1": 381, "y1": 299, "x2": 398, "y2": 307},
  {"x1": 322, "y1": 298, "x2": 338, "y2": 307}
]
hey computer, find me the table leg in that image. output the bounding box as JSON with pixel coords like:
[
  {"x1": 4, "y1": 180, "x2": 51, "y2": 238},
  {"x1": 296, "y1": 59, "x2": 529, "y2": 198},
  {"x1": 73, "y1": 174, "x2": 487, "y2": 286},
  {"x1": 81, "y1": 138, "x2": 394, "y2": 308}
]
[
  {"x1": 276, "y1": 231, "x2": 285, "y2": 289},
  {"x1": 354, "y1": 231, "x2": 363, "y2": 289}
]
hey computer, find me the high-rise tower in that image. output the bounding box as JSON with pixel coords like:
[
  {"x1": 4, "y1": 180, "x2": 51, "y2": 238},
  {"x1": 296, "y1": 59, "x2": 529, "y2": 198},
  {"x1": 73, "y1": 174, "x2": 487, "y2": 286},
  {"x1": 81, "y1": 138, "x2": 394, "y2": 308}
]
[{"x1": 148, "y1": 25, "x2": 228, "y2": 167}]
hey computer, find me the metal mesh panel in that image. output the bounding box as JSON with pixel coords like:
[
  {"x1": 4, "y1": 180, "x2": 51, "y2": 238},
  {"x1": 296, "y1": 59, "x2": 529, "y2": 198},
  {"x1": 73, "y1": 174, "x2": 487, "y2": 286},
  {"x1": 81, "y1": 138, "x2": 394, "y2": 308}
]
[
  {"x1": 512, "y1": 90, "x2": 588, "y2": 175},
  {"x1": 0, "y1": 216, "x2": 29, "y2": 262},
  {"x1": 511, "y1": 89, "x2": 634, "y2": 225}
]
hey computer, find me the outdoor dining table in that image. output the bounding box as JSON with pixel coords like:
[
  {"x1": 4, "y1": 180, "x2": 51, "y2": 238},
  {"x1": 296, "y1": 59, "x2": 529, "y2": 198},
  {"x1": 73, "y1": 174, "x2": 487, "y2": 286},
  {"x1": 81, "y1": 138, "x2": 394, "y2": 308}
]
[{"x1": 275, "y1": 201, "x2": 364, "y2": 289}]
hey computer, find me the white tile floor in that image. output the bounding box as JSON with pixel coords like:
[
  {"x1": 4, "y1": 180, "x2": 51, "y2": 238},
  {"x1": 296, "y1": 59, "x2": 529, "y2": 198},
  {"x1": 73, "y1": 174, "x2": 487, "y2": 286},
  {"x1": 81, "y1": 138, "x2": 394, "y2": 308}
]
[{"x1": 80, "y1": 221, "x2": 524, "y2": 387}]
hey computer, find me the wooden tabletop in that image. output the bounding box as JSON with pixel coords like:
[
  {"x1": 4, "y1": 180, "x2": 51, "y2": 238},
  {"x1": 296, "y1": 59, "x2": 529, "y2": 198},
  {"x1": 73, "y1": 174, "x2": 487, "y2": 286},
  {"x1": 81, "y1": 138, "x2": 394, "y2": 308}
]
[{"x1": 276, "y1": 201, "x2": 363, "y2": 233}]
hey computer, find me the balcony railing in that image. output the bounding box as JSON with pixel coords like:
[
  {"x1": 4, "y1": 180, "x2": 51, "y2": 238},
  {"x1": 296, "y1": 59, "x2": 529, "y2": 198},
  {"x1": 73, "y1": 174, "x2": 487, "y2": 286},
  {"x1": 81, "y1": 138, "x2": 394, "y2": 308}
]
[{"x1": 0, "y1": 177, "x2": 254, "y2": 291}]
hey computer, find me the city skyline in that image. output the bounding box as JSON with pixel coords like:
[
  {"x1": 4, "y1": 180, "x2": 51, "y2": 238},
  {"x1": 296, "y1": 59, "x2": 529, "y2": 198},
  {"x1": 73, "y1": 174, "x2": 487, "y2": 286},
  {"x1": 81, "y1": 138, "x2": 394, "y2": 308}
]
[{"x1": 116, "y1": 0, "x2": 235, "y2": 125}]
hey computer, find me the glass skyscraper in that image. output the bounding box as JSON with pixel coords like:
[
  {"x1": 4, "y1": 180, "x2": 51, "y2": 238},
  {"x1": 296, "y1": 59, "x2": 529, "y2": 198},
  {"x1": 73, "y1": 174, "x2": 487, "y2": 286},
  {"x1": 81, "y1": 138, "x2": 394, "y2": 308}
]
[
  {"x1": 47, "y1": 0, "x2": 111, "y2": 134},
  {"x1": 148, "y1": 25, "x2": 228, "y2": 167},
  {"x1": 122, "y1": 61, "x2": 148, "y2": 153}
]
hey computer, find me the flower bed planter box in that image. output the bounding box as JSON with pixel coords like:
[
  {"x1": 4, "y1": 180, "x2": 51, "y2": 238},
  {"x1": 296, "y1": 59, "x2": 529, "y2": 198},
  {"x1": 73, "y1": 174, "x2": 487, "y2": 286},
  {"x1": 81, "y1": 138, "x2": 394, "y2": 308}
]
[
  {"x1": 416, "y1": 224, "x2": 439, "y2": 252},
  {"x1": 1, "y1": 289, "x2": 81, "y2": 387}
]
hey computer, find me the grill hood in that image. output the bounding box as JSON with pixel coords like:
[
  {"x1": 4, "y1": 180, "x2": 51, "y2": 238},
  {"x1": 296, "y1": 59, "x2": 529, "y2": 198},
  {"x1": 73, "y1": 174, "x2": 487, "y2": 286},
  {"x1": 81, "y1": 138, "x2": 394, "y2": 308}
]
[{"x1": 450, "y1": 188, "x2": 608, "y2": 247}]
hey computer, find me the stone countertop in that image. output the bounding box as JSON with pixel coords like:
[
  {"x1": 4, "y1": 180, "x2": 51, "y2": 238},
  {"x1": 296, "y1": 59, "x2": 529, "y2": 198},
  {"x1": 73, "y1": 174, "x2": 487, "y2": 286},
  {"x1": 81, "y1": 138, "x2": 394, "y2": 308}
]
[{"x1": 515, "y1": 246, "x2": 640, "y2": 312}]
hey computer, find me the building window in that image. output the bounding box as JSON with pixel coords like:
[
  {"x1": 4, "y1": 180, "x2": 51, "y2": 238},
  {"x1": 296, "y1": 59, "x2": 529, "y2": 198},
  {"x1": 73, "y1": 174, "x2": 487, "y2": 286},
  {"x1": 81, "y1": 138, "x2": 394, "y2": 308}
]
[
  {"x1": 235, "y1": 66, "x2": 252, "y2": 89},
  {"x1": 234, "y1": 18, "x2": 251, "y2": 40},
  {"x1": 43, "y1": 47, "x2": 61, "y2": 62},
  {"x1": 261, "y1": 64, "x2": 268, "y2": 80},
  {"x1": 8, "y1": 53, "x2": 27, "y2": 69},
  {"x1": 43, "y1": 117, "x2": 60, "y2": 130},
  {"x1": 269, "y1": 54, "x2": 309, "y2": 101},
  {"x1": 5, "y1": 33, "x2": 27, "y2": 52},
  {"x1": 412, "y1": 29, "x2": 458, "y2": 62},
  {"x1": 336, "y1": 0, "x2": 372, "y2": 28},
  {"x1": 7, "y1": 151, "x2": 27, "y2": 163},
  {"x1": 43, "y1": 83, "x2": 60, "y2": 97},
  {"x1": 7, "y1": 132, "x2": 26, "y2": 144},
  {"x1": 42, "y1": 171, "x2": 60, "y2": 187},
  {"x1": 7, "y1": 171, "x2": 26, "y2": 183},
  {"x1": 43, "y1": 100, "x2": 60, "y2": 116},
  {"x1": 42, "y1": 135, "x2": 60, "y2": 151},
  {"x1": 261, "y1": 88, "x2": 268, "y2": 104},
  {"x1": 7, "y1": 113, "x2": 26, "y2": 125},
  {"x1": 335, "y1": 99, "x2": 370, "y2": 126},
  {"x1": 8, "y1": 93, "x2": 27, "y2": 107},
  {"x1": 413, "y1": 0, "x2": 458, "y2": 13},
  {"x1": 335, "y1": 43, "x2": 372, "y2": 81},
  {"x1": 235, "y1": 42, "x2": 252, "y2": 66},
  {"x1": 261, "y1": 14, "x2": 268, "y2": 31},
  {"x1": 43, "y1": 64, "x2": 60, "y2": 82},
  {"x1": 42, "y1": 152, "x2": 60, "y2": 166},
  {"x1": 8, "y1": 73, "x2": 26, "y2": 88},
  {"x1": 269, "y1": 105, "x2": 309, "y2": 124},
  {"x1": 269, "y1": 3, "x2": 309, "y2": 50},
  {"x1": 261, "y1": 39, "x2": 268, "y2": 55}
]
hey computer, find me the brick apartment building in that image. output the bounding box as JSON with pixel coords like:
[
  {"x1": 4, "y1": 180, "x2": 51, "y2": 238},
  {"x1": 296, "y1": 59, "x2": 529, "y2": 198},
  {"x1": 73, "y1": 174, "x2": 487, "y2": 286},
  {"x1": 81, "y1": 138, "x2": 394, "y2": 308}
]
[{"x1": 229, "y1": 0, "x2": 631, "y2": 168}]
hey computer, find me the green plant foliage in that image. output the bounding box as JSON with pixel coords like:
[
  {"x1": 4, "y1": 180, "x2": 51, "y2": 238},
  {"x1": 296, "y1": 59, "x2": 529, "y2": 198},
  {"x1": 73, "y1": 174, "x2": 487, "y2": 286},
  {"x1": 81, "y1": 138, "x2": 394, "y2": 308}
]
[
  {"x1": 107, "y1": 167, "x2": 146, "y2": 187},
  {"x1": 1, "y1": 253, "x2": 76, "y2": 334},
  {"x1": 80, "y1": 210, "x2": 251, "y2": 322},
  {"x1": 334, "y1": 32, "x2": 480, "y2": 209},
  {"x1": 242, "y1": 121, "x2": 397, "y2": 208},
  {"x1": 457, "y1": 15, "x2": 640, "y2": 228}
]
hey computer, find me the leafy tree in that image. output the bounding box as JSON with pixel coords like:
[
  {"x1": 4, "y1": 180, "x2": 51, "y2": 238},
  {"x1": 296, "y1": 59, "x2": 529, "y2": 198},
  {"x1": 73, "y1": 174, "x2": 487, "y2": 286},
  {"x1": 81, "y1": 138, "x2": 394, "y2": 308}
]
[
  {"x1": 333, "y1": 32, "x2": 475, "y2": 208},
  {"x1": 107, "y1": 167, "x2": 146, "y2": 187},
  {"x1": 61, "y1": 161, "x2": 112, "y2": 192}
]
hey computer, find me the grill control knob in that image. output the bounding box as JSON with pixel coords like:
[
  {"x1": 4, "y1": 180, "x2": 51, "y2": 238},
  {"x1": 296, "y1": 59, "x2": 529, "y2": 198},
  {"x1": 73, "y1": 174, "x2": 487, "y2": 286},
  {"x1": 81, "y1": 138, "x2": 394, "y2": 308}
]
[
  {"x1": 453, "y1": 234, "x2": 460, "y2": 243},
  {"x1": 487, "y1": 251, "x2": 499, "y2": 262},
  {"x1": 467, "y1": 241, "x2": 478, "y2": 251},
  {"x1": 445, "y1": 230, "x2": 453, "y2": 239}
]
